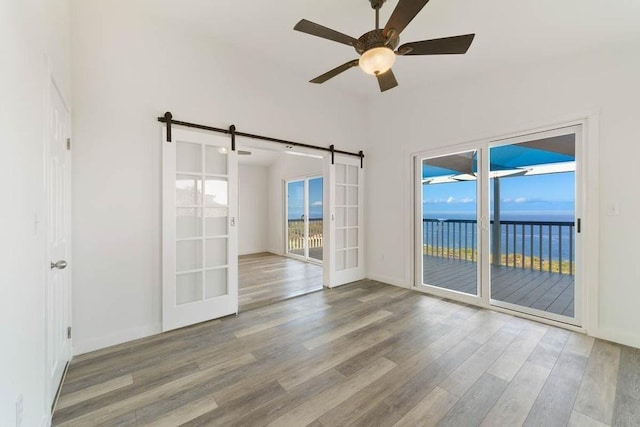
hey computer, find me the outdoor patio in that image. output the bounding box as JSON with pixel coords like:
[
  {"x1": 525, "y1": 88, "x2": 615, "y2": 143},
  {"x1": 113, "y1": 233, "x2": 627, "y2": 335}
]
[{"x1": 424, "y1": 255, "x2": 575, "y2": 318}]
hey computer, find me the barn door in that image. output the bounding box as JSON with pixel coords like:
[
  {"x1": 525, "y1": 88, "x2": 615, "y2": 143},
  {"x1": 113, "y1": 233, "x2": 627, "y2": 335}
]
[
  {"x1": 325, "y1": 155, "x2": 364, "y2": 287},
  {"x1": 162, "y1": 128, "x2": 238, "y2": 331}
]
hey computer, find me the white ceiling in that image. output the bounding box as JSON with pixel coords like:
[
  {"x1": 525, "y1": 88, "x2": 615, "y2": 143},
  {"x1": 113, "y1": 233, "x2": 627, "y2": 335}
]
[
  {"x1": 237, "y1": 147, "x2": 281, "y2": 167},
  {"x1": 149, "y1": 0, "x2": 640, "y2": 97}
]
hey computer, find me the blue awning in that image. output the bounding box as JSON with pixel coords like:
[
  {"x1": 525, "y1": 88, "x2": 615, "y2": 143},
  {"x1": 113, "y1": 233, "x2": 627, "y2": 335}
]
[{"x1": 422, "y1": 134, "x2": 575, "y2": 180}]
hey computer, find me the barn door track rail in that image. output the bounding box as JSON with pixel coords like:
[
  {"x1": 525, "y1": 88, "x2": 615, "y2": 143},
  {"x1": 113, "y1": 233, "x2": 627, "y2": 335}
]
[{"x1": 158, "y1": 112, "x2": 364, "y2": 167}]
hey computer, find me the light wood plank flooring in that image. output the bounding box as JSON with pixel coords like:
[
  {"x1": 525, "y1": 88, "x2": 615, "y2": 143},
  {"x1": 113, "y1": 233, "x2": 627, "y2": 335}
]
[
  {"x1": 53, "y1": 281, "x2": 640, "y2": 426},
  {"x1": 239, "y1": 252, "x2": 323, "y2": 311}
]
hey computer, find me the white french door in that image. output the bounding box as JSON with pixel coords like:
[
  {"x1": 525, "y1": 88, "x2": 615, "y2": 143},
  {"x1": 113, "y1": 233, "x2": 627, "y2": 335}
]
[
  {"x1": 162, "y1": 128, "x2": 238, "y2": 332},
  {"x1": 325, "y1": 155, "x2": 364, "y2": 287},
  {"x1": 46, "y1": 80, "x2": 72, "y2": 407},
  {"x1": 415, "y1": 125, "x2": 583, "y2": 326}
]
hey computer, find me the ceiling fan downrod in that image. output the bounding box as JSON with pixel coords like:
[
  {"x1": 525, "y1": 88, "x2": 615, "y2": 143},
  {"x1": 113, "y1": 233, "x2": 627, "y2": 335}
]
[{"x1": 370, "y1": 0, "x2": 386, "y2": 30}]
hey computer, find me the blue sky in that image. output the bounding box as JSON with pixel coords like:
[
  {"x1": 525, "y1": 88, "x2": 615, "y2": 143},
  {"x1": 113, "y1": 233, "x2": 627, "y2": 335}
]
[
  {"x1": 423, "y1": 172, "x2": 575, "y2": 219},
  {"x1": 288, "y1": 177, "x2": 323, "y2": 219}
]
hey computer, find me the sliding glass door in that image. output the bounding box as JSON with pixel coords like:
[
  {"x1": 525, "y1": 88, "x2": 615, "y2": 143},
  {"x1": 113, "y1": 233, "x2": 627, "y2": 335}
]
[
  {"x1": 489, "y1": 128, "x2": 580, "y2": 324},
  {"x1": 418, "y1": 150, "x2": 480, "y2": 298},
  {"x1": 416, "y1": 126, "x2": 582, "y2": 325},
  {"x1": 286, "y1": 176, "x2": 323, "y2": 263}
]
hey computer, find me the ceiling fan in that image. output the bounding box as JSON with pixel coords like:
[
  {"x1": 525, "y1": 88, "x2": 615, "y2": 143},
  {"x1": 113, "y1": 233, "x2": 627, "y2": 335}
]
[{"x1": 294, "y1": 0, "x2": 475, "y2": 92}]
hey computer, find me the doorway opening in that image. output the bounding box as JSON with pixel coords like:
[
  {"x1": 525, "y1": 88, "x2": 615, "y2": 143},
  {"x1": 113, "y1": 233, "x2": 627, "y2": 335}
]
[
  {"x1": 415, "y1": 125, "x2": 582, "y2": 326},
  {"x1": 237, "y1": 146, "x2": 325, "y2": 311}
]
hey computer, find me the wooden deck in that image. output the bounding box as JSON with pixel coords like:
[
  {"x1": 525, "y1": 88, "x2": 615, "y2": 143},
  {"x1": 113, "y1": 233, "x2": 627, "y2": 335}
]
[
  {"x1": 289, "y1": 247, "x2": 323, "y2": 261},
  {"x1": 424, "y1": 255, "x2": 575, "y2": 318},
  {"x1": 239, "y1": 253, "x2": 323, "y2": 311}
]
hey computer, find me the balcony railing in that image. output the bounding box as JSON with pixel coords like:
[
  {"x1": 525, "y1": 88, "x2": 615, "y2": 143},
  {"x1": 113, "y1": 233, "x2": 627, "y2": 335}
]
[
  {"x1": 423, "y1": 218, "x2": 575, "y2": 275},
  {"x1": 287, "y1": 218, "x2": 323, "y2": 251}
]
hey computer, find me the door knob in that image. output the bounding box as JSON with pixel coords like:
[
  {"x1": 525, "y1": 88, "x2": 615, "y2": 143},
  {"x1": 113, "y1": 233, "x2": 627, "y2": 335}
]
[{"x1": 50, "y1": 260, "x2": 68, "y2": 270}]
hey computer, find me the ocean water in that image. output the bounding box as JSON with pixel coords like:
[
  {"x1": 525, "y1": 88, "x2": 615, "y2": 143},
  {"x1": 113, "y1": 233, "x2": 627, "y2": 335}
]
[{"x1": 423, "y1": 211, "x2": 576, "y2": 261}]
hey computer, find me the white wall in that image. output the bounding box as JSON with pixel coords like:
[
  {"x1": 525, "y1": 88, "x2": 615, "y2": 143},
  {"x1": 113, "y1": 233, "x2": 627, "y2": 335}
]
[
  {"x1": 70, "y1": 0, "x2": 366, "y2": 354},
  {"x1": 266, "y1": 155, "x2": 325, "y2": 255},
  {"x1": 366, "y1": 45, "x2": 640, "y2": 348},
  {"x1": 0, "y1": 0, "x2": 71, "y2": 425},
  {"x1": 238, "y1": 164, "x2": 269, "y2": 255}
]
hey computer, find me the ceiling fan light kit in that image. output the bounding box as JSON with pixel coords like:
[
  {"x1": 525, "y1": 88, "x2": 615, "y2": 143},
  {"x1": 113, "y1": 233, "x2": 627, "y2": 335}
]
[
  {"x1": 294, "y1": 0, "x2": 475, "y2": 92},
  {"x1": 359, "y1": 47, "x2": 396, "y2": 75}
]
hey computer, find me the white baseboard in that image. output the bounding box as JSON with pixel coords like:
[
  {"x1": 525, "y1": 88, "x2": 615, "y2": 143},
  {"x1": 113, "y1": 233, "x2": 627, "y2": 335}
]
[
  {"x1": 73, "y1": 323, "x2": 161, "y2": 355},
  {"x1": 366, "y1": 273, "x2": 410, "y2": 289},
  {"x1": 239, "y1": 248, "x2": 270, "y2": 256}
]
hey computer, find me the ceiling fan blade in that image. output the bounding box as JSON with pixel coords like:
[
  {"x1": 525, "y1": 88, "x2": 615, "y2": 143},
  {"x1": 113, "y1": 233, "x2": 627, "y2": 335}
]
[
  {"x1": 310, "y1": 60, "x2": 359, "y2": 84},
  {"x1": 384, "y1": 0, "x2": 430, "y2": 38},
  {"x1": 376, "y1": 69, "x2": 398, "y2": 92},
  {"x1": 294, "y1": 19, "x2": 359, "y2": 46},
  {"x1": 398, "y1": 34, "x2": 475, "y2": 55}
]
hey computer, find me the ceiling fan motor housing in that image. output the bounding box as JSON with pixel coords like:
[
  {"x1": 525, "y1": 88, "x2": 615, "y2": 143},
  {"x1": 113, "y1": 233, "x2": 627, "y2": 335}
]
[{"x1": 355, "y1": 29, "x2": 399, "y2": 54}]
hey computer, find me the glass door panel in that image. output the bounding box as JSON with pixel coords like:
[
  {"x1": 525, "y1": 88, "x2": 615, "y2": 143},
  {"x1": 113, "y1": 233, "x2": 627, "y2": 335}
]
[
  {"x1": 420, "y1": 150, "x2": 479, "y2": 296},
  {"x1": 489, "y1": 132, "x2": 577, "y2": 321},
  {"x1": 287, "y1": 180, "x2": 305, "y2": 257},
  {"x1": 308, "y1": 177, "x2": 324, "y2": 262}
]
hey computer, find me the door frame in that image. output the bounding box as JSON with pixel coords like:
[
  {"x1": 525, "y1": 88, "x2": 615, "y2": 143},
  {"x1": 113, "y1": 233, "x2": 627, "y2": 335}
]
[
  {"x1": 410, "y1": 114, "x2": 598, "y2": 332},
  {"x1": 284, "y1": 174, "x2": 324, "y2": 265}
]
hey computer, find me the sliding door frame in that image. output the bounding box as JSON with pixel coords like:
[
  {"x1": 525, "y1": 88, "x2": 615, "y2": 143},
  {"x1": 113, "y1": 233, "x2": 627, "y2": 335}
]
[
  {"x1": 284, "y1": 174, "x2": 324, "y2": 265},
  {"x1": 411, "y1": 115, "x2": 596, "y2": 332}
]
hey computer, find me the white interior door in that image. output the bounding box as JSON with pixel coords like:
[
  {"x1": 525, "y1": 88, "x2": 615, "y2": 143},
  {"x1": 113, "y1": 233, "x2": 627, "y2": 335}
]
[
  {"x1": 162, "y1": 128, "x2": 238, "y2": 332},
  {"x1": 325, "y1": 155, "x2": 364, "y2": 287},
  {"x1": 46, "y1": 81, "x2": 72, "y2": 407}
]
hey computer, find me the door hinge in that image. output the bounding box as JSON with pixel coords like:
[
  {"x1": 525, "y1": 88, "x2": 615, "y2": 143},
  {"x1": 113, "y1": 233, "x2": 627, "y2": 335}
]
[
  {"x1": 66, "y1": 138, "x2": 71, "y2": 151},
  {"x1": 67, "y1": 327, "x2": 72, "y2": 339}
]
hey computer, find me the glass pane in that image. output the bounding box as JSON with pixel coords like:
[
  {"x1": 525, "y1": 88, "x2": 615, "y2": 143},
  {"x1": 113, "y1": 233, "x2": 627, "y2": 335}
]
[
  {"x1": 308, "y1": 177, "x2": 323, "y2": 262},
  {"x1": 347, "y1": 187, "x2": 358, "y2": 206},
  {"x1": 176, "y1": 240, "x2": 202, "y2": 272},
  {"x1": 336, "y1": 229, "x2": 346, "y2": 250},
  {"x1": 205, "y1": 146, "x2": 228, "y2": 175},
  {"x1": 336, "y1": 164, "x2": 346, "y2": 184},
  {"x1": 287, "y1": 180, "x2": 304, "y2": 256},
  {"x1": 422, "y1": 150, "x2": 478, "y2": 296},
  {"x1": 336, "y1": 208, "x2": 346, "y2": 227},
  {"x1": 490, "y1": 134, "x2": 576, "y2": 318},
  {"x1": 347, "y1": 248, "x2": 358, "y2": 269},
  {"x1": 205, "y1": 208, "x2": 228, "y2": 236},
  {"x1": 348, "y1": 228, "x2": 358, "y2": 248},
  {"x1": 176, "y1": 175, "x2": 200, "y2": 206},
  {"x1": 176, "y1": 142, "x2": 201, "y2": 172},
  {"x1": 204, "y1": 177, "x2": 228, "y2": 206},
  {"x1": 205, "y1": 268, "x2": 228, "y2": 299},
  {"x1": 336, "y1": 250, "x2": 346, "y2": 271},
  {"x1": 205, "y1": 238, "x2": 227, "y2": 268},
  {"x1": 347, "y1": 208, "x2": 358, "y2": 227},
  {"x1": 347, "y1": 165, "x2": 358, "y2": 185},
  {"x1": 177, "y1": 208, "x2": 201, "y2": 239},
  {"x1": 336, "y1": 185, "x2": 346, "y2": 206},
  {"x1": 176, "y1": 272, "x2": 202, "y2": 305}
]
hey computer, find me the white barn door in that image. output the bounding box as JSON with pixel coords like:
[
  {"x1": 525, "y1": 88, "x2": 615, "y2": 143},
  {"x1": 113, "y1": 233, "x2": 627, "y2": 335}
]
[
  {"x1": 162, "y1": 128, "x2": 238, "y2": 331},
  {"x1": 325, "y1": 155, "x2": 365, "y2": 287}
]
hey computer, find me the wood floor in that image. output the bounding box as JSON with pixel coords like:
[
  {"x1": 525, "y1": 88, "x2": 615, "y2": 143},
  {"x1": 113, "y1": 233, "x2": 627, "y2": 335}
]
[
  {"x1": 239, "y1": 252, "x2": 323, "y2": 311},
  {"x1": 53, "y1": 280, "x2": 639, "y2": 426},
  {"x1": 424, "y1": 256, "x2": 575, "y2": 317}
]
